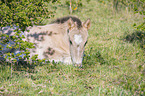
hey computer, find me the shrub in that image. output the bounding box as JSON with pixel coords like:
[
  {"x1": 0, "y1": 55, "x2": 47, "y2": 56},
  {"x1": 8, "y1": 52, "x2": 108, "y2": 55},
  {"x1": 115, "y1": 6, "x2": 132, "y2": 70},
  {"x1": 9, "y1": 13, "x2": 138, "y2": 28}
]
[{"x1": 0, "y1": 0, "x2": 58, "y2": 63}]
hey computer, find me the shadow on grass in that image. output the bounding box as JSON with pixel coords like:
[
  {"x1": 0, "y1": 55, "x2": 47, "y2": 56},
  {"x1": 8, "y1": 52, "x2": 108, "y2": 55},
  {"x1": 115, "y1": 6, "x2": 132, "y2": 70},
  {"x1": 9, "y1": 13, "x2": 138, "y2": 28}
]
[
  {"x1": 125, "y1": 31, "x2": 145, "y2": 50},
  {"x1": 0, "y1": 59, "x2": 57, "y2": 73},
  {"x1": 83, "y1": 47, "x2": 107, "y2": 67},
  {"x1": 0, "y1": 60, "x2": 38, "y2": 73}
]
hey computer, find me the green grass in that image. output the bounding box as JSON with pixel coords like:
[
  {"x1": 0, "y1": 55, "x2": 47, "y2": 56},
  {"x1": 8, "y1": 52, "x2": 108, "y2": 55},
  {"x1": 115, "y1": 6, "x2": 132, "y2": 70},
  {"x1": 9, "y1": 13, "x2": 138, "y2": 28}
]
[{"x1": 0, "y1": 0, "x2": 145, "y2": 95}]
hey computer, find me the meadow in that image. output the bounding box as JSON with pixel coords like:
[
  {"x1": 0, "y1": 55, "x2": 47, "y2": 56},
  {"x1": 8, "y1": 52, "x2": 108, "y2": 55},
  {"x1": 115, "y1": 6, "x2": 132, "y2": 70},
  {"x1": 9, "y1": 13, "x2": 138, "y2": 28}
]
[{"x1": 0, "y1": 0, "x2": 144, "y2": 95}]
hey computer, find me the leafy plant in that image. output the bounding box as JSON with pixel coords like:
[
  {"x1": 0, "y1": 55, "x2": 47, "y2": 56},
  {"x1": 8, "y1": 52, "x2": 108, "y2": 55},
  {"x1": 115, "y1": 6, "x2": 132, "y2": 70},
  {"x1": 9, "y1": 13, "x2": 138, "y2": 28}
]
[{"x1": 0, "y1": 0, "x2": 58, "y2": 76}]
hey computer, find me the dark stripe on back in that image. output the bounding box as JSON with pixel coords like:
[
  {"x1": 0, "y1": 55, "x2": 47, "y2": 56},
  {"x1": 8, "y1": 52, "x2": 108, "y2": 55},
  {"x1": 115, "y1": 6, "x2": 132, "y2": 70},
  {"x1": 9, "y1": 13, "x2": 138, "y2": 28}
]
[{"x1": 51, "y1": 16, "x2": 82, "y2": 29}]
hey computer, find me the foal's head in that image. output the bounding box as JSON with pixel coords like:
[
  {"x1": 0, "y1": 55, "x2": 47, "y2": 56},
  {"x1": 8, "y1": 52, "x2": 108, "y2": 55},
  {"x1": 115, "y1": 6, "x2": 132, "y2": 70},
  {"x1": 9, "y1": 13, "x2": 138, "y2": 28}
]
[{"x1": 67, "y1": 17, "x2": 91, "y2": 67}]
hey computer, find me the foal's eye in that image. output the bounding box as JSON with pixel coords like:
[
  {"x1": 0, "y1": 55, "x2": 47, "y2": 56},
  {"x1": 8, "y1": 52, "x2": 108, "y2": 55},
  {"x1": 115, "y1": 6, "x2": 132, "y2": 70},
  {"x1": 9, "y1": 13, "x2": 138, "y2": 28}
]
[
  {"x1": 84, "y1": 41, "x2": 88, "y2": 46},
  {"x1": 69, "y1": 40, "x2": 72, "y2": 45}
]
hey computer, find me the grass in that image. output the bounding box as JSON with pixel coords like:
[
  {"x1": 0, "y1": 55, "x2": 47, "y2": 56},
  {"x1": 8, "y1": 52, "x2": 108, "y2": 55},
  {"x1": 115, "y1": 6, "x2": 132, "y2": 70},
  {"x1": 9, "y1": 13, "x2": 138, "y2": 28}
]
[{"x1": 0, "y1": 0, "x2": 145, "y2": 95}]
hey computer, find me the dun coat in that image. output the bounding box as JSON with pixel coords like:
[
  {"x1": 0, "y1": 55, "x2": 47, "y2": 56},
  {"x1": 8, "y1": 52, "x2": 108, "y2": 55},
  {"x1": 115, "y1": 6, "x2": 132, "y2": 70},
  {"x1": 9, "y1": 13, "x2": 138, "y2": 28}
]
[{"x1": 0, "y1": 16, "x2": 91, "y2": 66}]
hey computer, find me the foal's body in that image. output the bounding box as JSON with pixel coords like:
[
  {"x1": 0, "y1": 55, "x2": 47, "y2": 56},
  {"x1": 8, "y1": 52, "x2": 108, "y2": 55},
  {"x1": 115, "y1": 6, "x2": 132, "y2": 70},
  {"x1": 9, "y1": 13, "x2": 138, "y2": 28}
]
[
  {"x1": 26, "y1": 23, "x2": 71, "y2": 64},
  {"x1": 0, "y1": 16, "x2": 90, "y2": 66}
]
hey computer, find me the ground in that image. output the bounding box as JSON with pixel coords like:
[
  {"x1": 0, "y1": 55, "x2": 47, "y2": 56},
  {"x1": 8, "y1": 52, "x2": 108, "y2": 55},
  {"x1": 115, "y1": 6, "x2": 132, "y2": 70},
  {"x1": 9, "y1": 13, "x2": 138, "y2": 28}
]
[{"x1": 0, "y1": 0, "x2": 144, "y2": 95}]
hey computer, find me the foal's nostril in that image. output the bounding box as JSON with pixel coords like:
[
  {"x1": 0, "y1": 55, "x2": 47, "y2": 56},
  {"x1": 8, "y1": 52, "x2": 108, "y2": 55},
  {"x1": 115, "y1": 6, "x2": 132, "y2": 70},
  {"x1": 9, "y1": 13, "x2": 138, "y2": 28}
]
[
  {"x1": 74, "y1": 63, "x2": 82, "y2": 67},
  {"x1": 75, "y1": 64, "x2": 82, "y2": 68}
]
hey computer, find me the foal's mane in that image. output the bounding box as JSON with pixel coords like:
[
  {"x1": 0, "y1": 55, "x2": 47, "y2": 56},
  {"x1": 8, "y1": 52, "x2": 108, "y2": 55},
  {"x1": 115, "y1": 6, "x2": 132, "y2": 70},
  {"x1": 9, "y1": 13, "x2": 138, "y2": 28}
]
[{"x1": 51, "y1": 16, "x2": 82, "y2": 29}]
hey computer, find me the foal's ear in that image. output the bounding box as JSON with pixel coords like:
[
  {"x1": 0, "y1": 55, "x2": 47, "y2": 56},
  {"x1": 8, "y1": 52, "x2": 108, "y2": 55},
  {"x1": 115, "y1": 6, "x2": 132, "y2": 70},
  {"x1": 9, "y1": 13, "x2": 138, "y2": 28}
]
[
  {"x1": 67, "y1": 18, "x2": 75, "y2": 30},
  {"x1": 83, "y1": 18, "x2": 91, "y2": 30}
]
